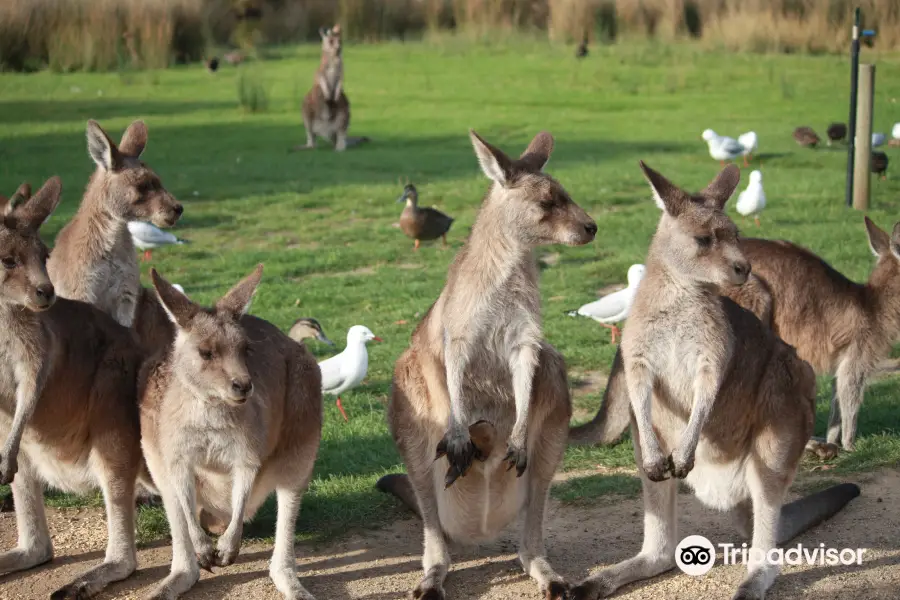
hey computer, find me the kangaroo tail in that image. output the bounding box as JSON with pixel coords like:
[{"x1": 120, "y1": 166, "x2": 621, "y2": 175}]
[
  {"x1": 568, "y1": 348, "x2": 631, "y2": 446},
  {"x1": 777, "y1": 483, "x2": 861, "y2": 545},
  {"x1": 375, "y1": 473, "x2": 421, "y2": 519}
]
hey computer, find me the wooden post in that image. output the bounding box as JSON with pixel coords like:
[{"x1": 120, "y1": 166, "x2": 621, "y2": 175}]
[{"x1": 852, "y1": 64, "x2": 875, "y2": 210}]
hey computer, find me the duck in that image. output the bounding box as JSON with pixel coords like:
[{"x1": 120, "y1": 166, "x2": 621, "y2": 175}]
[
  {"x1": 872, "y1": 132, "x2": 886, "y2": 148},
  {"x1": 793, "y1": 126, "x2": 820, "y2": 148},
  {"x1": 575, "y1": 33, "x2": 588, "y2": 59},
  {"x1": 318, "y1": 325, "x2": 382, "y2": 422},
  {"x1": 127, "y1": 221, "x2": 189, "y2": 262},
  {"x1": 737, "y1": 131, "x2": 758, "y2": 166},
  {"x1": 736, "y1": 170, "x2": 766, "y2": 227},
  {"x1": 288, "y1": 317, "x2": 335, "y2": 347},
  {"x1": 397, "y1": 183, "x2": 454, "y2": 250},
  {"x1": 566, "y1": 264, "x2": 645, "y2": 344},
  {"x1": 827, "y1": 123, "x2": 847, "y2": 145},
  {"x1": 892, "y1": 123, "x2": 900, "y2": 140},
  {"x1": 872, "y1": 151, "x2": 889, "y2": 180},
  {"x1": 702, "y1": 129, "x2": 746, "y2": 166},
  {"x1": 205, "y1": 56, "x2": 219, "y2": 73}
]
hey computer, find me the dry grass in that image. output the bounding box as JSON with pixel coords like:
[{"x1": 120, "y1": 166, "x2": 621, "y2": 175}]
[{"x1": 1, "y1": 0, "x2": 898, "y2": 72}]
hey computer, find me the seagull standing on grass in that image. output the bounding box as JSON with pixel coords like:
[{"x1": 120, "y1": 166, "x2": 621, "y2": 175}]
[
  {"x1": 702, "y1": 129, "x2": 746, "y2": 166},
  {"x1": 127, "y1": 221, "x2": 188, "y2": 262},
  {"x1": 737, "y1": 131, "x2": 758, "y2": 166},
  {"x1": 872, "y1": 133, "x2": 886, "y2": 148},
  {"x1": 566, "y1": 264, "x2": 645, "y2": 344},
  {"x1": 318, "y1": 325, "x2": 382, "y2": 422},
  {"x1": 736, "y1": 170, "x2": 766, "y2": 227}
]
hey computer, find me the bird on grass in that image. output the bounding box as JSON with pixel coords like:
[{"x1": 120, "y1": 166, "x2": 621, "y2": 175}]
[
  {"x1": 827, "y1": 123, "x2": 847, "y2": 145},
  {"x1": 566, "y1": 264, "x2": 645, "y2": 344},
  {"x1": 318, "y1": 325, "x2": 382, "y2": 422},
  {"x1": 288, "y1": 317, "x2": 335, "y2": 347},
  {"x1": 127, "y1": 221, "x2": 189, "y2": 262},
  {"x1": 736, "y1": 170, "x2": 766, "y2": 227},
  {"x1": 793, "y1": 126, "x2": 820, "y2": 148},
  {"x1": 575, "y1": 33, "x2": 589, "y2": 59},
  {"x1": 702, "y1": 129, "x2": 746, "y2": 166},
  {"x1": 397, "y1": 183, "x2": 454, "y2": 251},
  {"x1": 892, "y1": 123, "x2": 900, "y2": 140},
  {"x1": 872, "y1": 132, "x2": 886, "y2": 148},
  {"x1": 205, "y1": 56, "x2": 219, "y2": 73},
  {"x1": 872, "y1": 151, "x2": 889, "y2": 180},
  {"x1": 737, "y1": 131, "x2": 758, "y2": 166}
]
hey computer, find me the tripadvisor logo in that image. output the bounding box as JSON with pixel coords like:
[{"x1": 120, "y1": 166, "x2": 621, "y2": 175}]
[{"x1": 675, "y1": 535, "x2": 716, "y2": 576}]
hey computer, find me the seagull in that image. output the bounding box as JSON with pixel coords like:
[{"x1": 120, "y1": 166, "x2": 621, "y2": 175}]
[
  {"x1": 872, "y1": 133, "x2": 886, "y2": 148},
  {"x1": 566, "y1": 264, "x2": 645, "y2": 344},
  {"x1": 318, "y1": 325, "x2": 382, "y2": 422},
  {"x1": 892, "y1": 123, "x2": 900, "y2": 140},
  {"x1": 127, "y1": 221, "x2": 188, "y2": 262},
  {"x1": 736, "y1": 170, "x2": 766, "y2": 227},
  {"x1": 737, "y1": 131, "x2": 758, "y2": 166},
  {"x1": 702, "y1": 129, "x2": 746, "y2": 166}
]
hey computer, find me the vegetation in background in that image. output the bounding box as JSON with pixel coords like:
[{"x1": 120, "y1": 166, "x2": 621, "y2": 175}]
[{"x1": 2, "y1": 0, "x2": 899, "y2": 73}]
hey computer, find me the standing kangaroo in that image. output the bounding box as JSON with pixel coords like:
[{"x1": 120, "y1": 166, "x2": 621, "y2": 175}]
[
  {"x1": 572, "y1": 219, "x2": 899, "y2": 453},
  {"x1": 297, "y1": 25, "x2": 368, "y2": 152},
  {"x1": 569, "y1": 163, "x2": 860, "y2": 600},
  {"x1": 0, "y1": 178, "x2": 147, "y2": 599},
  {"x1": 377, "y1": 130, "x2": 597, "y2": 599},
  {"x1": 48, "y1": 119, "x2": 183, "y2": 328},
  {"x1": 140, "y1": 266, "x2": 322, "y2": 600}
]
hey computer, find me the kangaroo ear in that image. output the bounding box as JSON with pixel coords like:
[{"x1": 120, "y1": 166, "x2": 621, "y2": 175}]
[
  {"x1": 86, "y1": 120, "x2": 123, "y2": 171},
  {"x1": 865, "y1": 216, "x2": 890, "y2": 257},
  {"x1": 517, "y1": 131, "x2": 554, "y2": 173},
  {"x1": 700, "y1": 164, "x2": 741, "y2": 210},
  {"x1": 12, "y1": 177, "x2": 61, "y2": 232},
  {"x1": 639, "y1": 161, "x2": 686, "y2": 217},
  {"x1": 469, "y1": 129, "x2": 513, "y2": 187},
  {"x1": 151, "y1": 268, "x2": 199, "y2": 329},
  {"x1": 216, "y1": 264, "x2": 264, "y2": 319},
  {"x1": 118, "y1": 120, "x2": 147, "y2": 158}
]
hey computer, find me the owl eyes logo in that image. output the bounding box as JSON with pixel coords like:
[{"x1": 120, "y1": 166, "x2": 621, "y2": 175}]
[{"x1": 675, "y1": 535, "x2": 716, "y2": 576}]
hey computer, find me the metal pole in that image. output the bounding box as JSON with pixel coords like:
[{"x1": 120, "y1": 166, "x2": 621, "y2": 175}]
[
  {"x1": 845, "y1": 7, "x2": 861, "y2": 207},
  {"x1": 852, "y1": 64, "x2": 875, "y2": 210}
]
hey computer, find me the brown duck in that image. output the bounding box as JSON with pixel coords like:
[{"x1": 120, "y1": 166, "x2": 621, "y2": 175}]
[
  {"x1": 872, "y1": 151, "x2": 889, "y2": 180},
  {"x1": 397, "y1": 183, "x2": 454, "y2": 250},
  {"x1": 794, "y1": 126, "x2": 821, "y2": 148},
  {"x1": 826, "y1": 122, "x2": 847, "y2": 145}
]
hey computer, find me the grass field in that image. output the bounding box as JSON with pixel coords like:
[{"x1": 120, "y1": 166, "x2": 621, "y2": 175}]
[{"x1": 1, "y1": 39, "x2": 899, "y2": 545}]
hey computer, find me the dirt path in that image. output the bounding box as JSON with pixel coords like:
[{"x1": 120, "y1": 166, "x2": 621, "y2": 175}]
[{"x1": 1, "y1": 469, "x2": 897, "y2": 600}]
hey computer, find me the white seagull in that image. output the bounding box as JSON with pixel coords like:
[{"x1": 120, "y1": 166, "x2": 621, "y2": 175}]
[
  {"x1": 702, "y1": 129, "x2": 746, "y2": 166},
  {"x1": 736, "y1": 170, "x2": 766, "y2": 227},
  {"x1": 737, "y1": 131, "x2": 758, "y2": 166},
  {"x1": 567, "y1": 264, "x2": 645, "y2": 344},
  {"x1": 872, "y1": 132, "x2": 886, "y2": 148},
  {"x1": 127, "y1": 221, "x2": 189, "y2": 262},
  {"x1": 892, "y1": 123, "x2": 900, "y2": 140},
  {"x1": 318, "y1": 325, "x2": 382, "y2": 422}
]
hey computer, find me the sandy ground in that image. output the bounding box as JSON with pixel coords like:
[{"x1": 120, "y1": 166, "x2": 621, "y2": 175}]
[{"x1": 1, "y1": 469, "x2": 897, "y2": 600}]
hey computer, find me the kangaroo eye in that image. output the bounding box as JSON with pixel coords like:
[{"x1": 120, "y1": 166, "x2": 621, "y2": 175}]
[
  {"x1": 695, "y1": 236, "x2": 712, "y2": 248},
  {"x1": 1, "y1": 257, "x2": 16, "y2": 269},
  {"x1": 199, "y1": 349, "x2": 213, "y2": 361}
]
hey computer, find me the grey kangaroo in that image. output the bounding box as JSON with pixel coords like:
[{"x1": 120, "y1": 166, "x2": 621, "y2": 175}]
[
  {"x1": 377, "y1": 129, "x2": 597, "y2": 599},
  {"x1": 569, "y1": 162, "x2": 860, "y2": 600}
]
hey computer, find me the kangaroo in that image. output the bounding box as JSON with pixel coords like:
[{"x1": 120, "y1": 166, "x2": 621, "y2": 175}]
[
  {"x1": 0, "y1": 177, "x2": 147, "y2": 599},
  {"x1": 48, "y1": 119, "x2": 183, "y2": 328},
  {"x1": 297, "y1": 25, "x2": 368, "y2": 152},
  {"x1": 377, "y1": 130, "x2": 597, "y2": 599},
  {"x1": 569, "y1": 163, "x2": 860, "y2": 600},
  {"x1": 139, "y1": 265, "x2": 323, "y2": 600}
]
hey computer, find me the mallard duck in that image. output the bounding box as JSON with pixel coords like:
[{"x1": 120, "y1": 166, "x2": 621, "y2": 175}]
[
  {"x1": 288, "y1": 317, "x2": 335, "y2": 346},
  {"x1": 872, "y1": 151, "x2": 889, "y2": 180},
  {"x1": 575, "y1": 33, "x2": 588, "y2": 59},
  {"x1": 319, "y1": 325, "x2": 382, "y2": 422},
  {"x1": 397, "y1": 183, "x2": 454, "y2": 250},
  {"x1": 205, "y1": 56, "x2": 219, "y2": 73},
  {"x1": 827, "y1": 123, "x2": 847, "y2": 145},
  {"x1": 793, "y1": 126, "x2": 820, "y2": 148}
]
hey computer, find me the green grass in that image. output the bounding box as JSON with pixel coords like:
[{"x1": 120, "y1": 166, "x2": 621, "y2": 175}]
[{"x1": 1, "y1": 40, "x2": 900, "y2": 543}]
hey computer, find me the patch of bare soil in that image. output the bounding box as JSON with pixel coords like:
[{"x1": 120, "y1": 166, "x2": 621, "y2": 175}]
[{"x1": 1, "y1": 469, "x2": 897, "y2": 599}]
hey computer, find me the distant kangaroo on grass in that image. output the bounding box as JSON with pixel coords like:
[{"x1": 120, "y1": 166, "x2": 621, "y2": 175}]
[
  {"x1": 48, "y1": 119, "x2": 183, "y2": 329},
  {"x1": 377, "y1": 129, "x2": 597, "y2": 599},
  {"x1": 296, "y1": 24, "x2": 369, "y2": 152},
  {"x1": 569, "y1": 163, "x2": 860, "y2": 600},
  {"x1": 0, "y1": 178, "x2": 148, "y2": 599},
  {"x1": 140, "y1": 266, "x2": 323, "y2": 600},
  {"x1": 572, "y1": 218, "x2": 900, "y2": 454}
]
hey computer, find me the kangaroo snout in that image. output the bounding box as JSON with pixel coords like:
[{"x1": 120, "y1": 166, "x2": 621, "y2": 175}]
[
  {"x1": 229, "y1": 377, "x2": 253, "y2": 403},
  {"x1": 32, "y1": 282, "x2": 56, "y2": 310},
  {"x1": 730, "y1": 260, "x2": 751, "y2": 285},
  {"x1": 583, "y1": 220, "x2": 598, "y2": 238}
]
